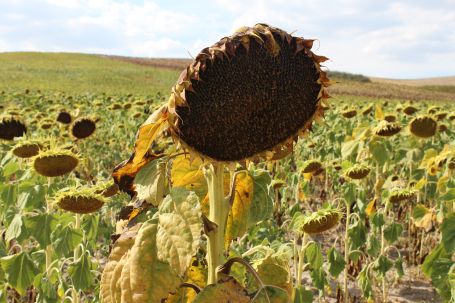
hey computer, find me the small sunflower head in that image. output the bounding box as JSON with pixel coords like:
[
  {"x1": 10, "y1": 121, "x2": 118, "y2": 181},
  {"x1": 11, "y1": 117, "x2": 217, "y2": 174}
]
[
  {"x1": 301, "y1": 207, "x2": 341, "y2": 234},
  {"x1": 403, "y1": 105, "x2": 418, "y2": 115},
  {"x1": 56, "y1": 111, "x2": 72, "y2": 124},
  {"x1": 33, "y1": 149, "x2": 79, "y2": 177},
  {"x1": 373, "y1": 120, "x2": 401, "y2": 137},
  {"x1": 12, "y1": 140, "x2": 44, "y2": 158},
  {"x1": 345, "y1": 164, "x2": 370, "y2": 180},
  {"x1": 409, "y1": 116, "x2": 437, "y2": 138},
  {"x1": 448, "y1": 113, "x2": 455, "y2": 121},
  {"x1": 95, "y1": 180, "x2": 119, "y2": 198},
  {"x1": 362, "y1": 105, "x2": 373, "y2": 116},
  {"x1": 389, "y1": 188, "x2": 416, "y2": 204},
  {"x1": 435, "y1": 112, "x2": 448, "y2": 121},
  {"x1": 55, "y1": 187, "x2": 106, "y2": 214},
  {"x1": 438, "y1": 123, "x2": 448, "y2": 133},
  {"x1": 301, "y1": 159, "x2": 323, "y2": 174},
  {"x1": 384, "y1": 114, "x2": 397, "y2": 123},
  {"x1": 448, "y1": 160, "x2": 455, "y2": 170},
  {"x1": 342, "y1": 109, "x2": 357, "y2": 118},
  {"x1": 0, "y1": 115, "x2": 27, "y2": 140},
  {"x1": 40, "y1": 118, "x2": 54, "y2": 130},
  {"x1": 427, "y1": 106, "x2": 440, "y2": 114},
  {"x1": 71, "y1": 117, "x2": 96, "y2": 139}
]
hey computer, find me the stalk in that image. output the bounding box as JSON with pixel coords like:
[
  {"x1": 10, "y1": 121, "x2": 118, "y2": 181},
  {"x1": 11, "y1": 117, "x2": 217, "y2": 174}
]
[
  {"x1": 72, "y1": 214, "x2": 81, "y2": 303},
  {"x1": 204, "y1": 163, "x2": 229, "y2": 285},
  {"x1": 296, "y1": 233, "x2": 308, "y2": 285},
  {"x1": 45, "y1": 178, "x2": 52, "y2": 279},
  {"x1": 344, "y1": 201, "x2": 350, "y2": 303}
]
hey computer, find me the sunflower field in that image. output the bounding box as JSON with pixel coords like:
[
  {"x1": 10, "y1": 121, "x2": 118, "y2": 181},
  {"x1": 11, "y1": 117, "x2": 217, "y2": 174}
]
[{"x1": 0, "y1": 24, "x2": 454, "y2": 303}]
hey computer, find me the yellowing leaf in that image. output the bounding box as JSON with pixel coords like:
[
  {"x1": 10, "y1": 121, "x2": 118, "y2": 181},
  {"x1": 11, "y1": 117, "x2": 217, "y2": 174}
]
[
  {"x1": 135, "y1": 159, "x2": 167, "y2": 206},
  {"x1": 192, "y1": 277, "x2": 250, "y2": 303},
  {"x1": 437, "y1": 175, "x2": 449, "y2": 194},
  {"x1": 253, "y1": 256, "x2": 292, "y2": 297},
  {"x1": 375, "y1": 104, "x2": 384, "y2": 121},
  {"x1": 171, "y1": 155, "x2": 206, "y2": 199},
  {"x1": 225, "y1": 172, "x2": 254, "y2": 248},
  {"x1": 365, "y1": 197, "x2": 377, "y2": 216},
  {"x1": 157, "y1": 188, "x2": 202, "y2": 276},
  {"x1": 413, "y1": 177, "x2": 427, "y2": 191},
  {"x1": 133, "y1": 106, "x2": 169, "y2": 165}
]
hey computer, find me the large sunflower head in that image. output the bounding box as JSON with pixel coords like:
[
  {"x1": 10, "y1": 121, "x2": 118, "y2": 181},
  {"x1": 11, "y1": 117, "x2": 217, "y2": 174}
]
[
  {"x1": 167, "y1": 24, "x2": 329, "y2": 161},
  {"x1": 373, "y1": 120, "x2": 401, "y2": 137},
  {"x1": 113, "y1": 24, "x2": 330, "y2": 191}
]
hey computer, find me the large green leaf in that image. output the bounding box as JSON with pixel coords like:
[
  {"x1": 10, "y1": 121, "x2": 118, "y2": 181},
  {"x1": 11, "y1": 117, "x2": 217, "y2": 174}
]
[
  {"x1": 441, "y1": 213, "x2": 455, "y2": 254},
  {"x1": 327, "y1": 247, "x2": 345, "y2": 278},
  {"x1": 368, "y1": 139, "x2": 388, "y2": 166},
  {"x1": 51, "y1": 225, "x2": 83, "y2": 257},
  {"x1": 341, "y1": 140, "x2": 359, "y2": 160},
  {"x1": 374, "y1": 255, "x2": 393, "y2": 277},
  {"x1": 68, "y1": 249, "x2": 94, "y2": 291},
  {"x1": 305, "y1": 243, "x2": 323, "y2": 270},
  {"x1": 134, "y1": 158, "x2": 167, "y2": 206},
  {"x1": 383, "y1": 223, "x2": 403, "y2": 244},
  {"x1": 156, "y1": 188, "x2": 202, "y2": 276},
  {"x1": 249, "y1": 170, "x2": 273, "y2": 224},
  {"x1": 5, "y1": 214, "x2": 27, "y2": 243},
  {"x1": 0, "y1": 252, "x2": 39, "y2": 295},
  {"x1": 24, "y1": 213, "x2": 57, "y2": 247},
  {"x1": 293, "y1": 286, "x2": 313, "y2": 303}
]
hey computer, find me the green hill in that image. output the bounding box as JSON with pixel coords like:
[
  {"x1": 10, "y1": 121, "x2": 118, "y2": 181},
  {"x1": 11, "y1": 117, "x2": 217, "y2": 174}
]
[{"x1": 0, "y1": 52, "x2": 179, "y2": 95}]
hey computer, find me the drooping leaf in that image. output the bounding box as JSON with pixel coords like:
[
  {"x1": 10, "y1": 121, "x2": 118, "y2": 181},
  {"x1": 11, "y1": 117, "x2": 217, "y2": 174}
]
[
  {"x1": 412, "y1": 204, "x2": 433, "y2": 230},
  {"x1": 293, "y1": 286, "x2": 313, "y2": 303},
  {"x1": 51, "y1": 225, "x2": 83, "y2": 257},
  {"x1": 0, "y1": 252, "x2": 39, "y2": 295},
  {"x1": 5, "y1": 214, "x2": 26, "y2": 243},
  {"x1": 383, "y1": 223, "x2": 403, "y2": 244},
  {"x1": 358, "y1": 265, "x2": 372, "y2": 298},
  {"x1": 68, "y1": 249, "x2": 94, "y2": 291},
  {"x1": 374, "y1": 255, "x2": 393, "y2": 277},
  {"x1": 305, "y1": 243, "x2": 323, "y2": 270},
  {"x1": 24, "y1": 213, "x2": 57, "y2": 247},
  {"x1": 135, "y1": 158, "x2": 167, "y2": 206},
  {"x1": 368, "y1": 140, "x2": 388, "y2": 166},
  {"x1": 225, "y1": 171, "x2": 254, "y2": 247},
  {"x1": 327, "y1": 247, "x2": 345, "y2": 278},
  {"x1": 156, "y1": 188, "x2": 202, "y2": 276},
  {"x1": 129, "y1": 218, "x2": 182, "y2": 302}
]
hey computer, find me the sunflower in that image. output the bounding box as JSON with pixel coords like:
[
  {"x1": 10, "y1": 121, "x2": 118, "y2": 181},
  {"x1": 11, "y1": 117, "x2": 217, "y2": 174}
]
[
  {"x1": 12, "y1": 140, "x2": 43, "y2": 158},
  {"x1": 33, "y1": 149, "x2": 79, "y2": 177},
  {"x1": 114, "y1": 23, "x2": 330, "y2": 185},
  {"x1": 55, "y1": 187, "x2": 106, "y2": 214},
  {"x1": 301, "y1": 207, "x2": 341, "y2": 234},
  {"x1": 409, "y1": 116, "x2": 437, "y2": 138},
  {"x1": 373, "y1": 120, "x2": 401, "y2": 137},
  {"x1": 0, "y1": 115, "x2": 27, "y2": 140},
  {"x1": 345, "y1": 164, "x2": 370, "y2": 180},
  {"x1": 71, "y1": 117, "x2": 96, "y2": 139}
]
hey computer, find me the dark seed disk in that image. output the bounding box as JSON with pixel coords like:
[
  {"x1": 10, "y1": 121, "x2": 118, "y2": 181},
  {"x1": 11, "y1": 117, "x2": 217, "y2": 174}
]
[
  {"x1": 72, "y1": 118, "x2": 96, "y2": 139},
  {"x1": 0, "y1": 119, "x2": 27, "y2": 140},
  {"x1": 175, "y1": 28, "x2": 322, "y2": 161}
]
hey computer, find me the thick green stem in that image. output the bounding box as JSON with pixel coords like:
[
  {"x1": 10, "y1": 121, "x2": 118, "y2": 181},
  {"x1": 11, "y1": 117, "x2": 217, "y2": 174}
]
[
  {"x1": 205, "y1": 163, "x2": 229, "y2": 285},
  {"x1": 344, "y1": 203, "x2": 350, "y2": 303}
]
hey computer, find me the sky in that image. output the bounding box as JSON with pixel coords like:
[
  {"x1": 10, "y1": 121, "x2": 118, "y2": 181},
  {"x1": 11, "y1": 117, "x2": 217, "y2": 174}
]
[{"x1": 1, "y1": 0, "x2": 454, "y2": 79}]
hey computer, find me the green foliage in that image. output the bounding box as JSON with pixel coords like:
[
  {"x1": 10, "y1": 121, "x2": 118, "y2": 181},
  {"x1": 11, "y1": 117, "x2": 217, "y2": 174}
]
[{"x1": 0, "y1": 252, "x2": 39, "y2": 295}]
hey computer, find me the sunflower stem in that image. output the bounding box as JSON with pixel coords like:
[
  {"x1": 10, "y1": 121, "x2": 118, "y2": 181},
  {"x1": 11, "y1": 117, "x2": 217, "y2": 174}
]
[
  {"x1": 344, "y1": 201, "x2": 351, "y2": 303},
  {"x1": 296, "y1": 233, "x2": 308, "y2": 285},
  {"x1": 205, "y1": 162, "x2": 228, "y2": 285},
  {"x1": 72, "y1": 213, "x2": 81, "y2": 303},
  {"x1": 45, "y1": 177, "x2": 52, "y2": 279}
]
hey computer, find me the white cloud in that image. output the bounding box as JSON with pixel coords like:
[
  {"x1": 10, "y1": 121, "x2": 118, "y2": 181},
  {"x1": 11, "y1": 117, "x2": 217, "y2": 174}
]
[{"x1": 0, "y1": 0, "x2": 454, "y2": 77}]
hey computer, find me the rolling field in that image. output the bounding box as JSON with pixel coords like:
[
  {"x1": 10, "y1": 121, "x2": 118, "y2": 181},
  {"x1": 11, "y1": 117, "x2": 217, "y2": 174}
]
[{"x1": 0, "y1": 52, "x2": 454, "y2": 303}]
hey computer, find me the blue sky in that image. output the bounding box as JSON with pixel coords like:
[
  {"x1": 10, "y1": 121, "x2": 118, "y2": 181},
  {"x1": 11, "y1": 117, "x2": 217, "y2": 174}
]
[{"x1": 1, "y1": 0, "x2": 454, "y2": 78}]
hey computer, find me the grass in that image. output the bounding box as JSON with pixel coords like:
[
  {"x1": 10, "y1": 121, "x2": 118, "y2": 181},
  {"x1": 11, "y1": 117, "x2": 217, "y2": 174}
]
[
  {"x1": 0, "y1": 52, "x2": 180, "y2": 95},
  {"x1": 421, "y1": 85, "x2": 455, "y2": 94}
]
